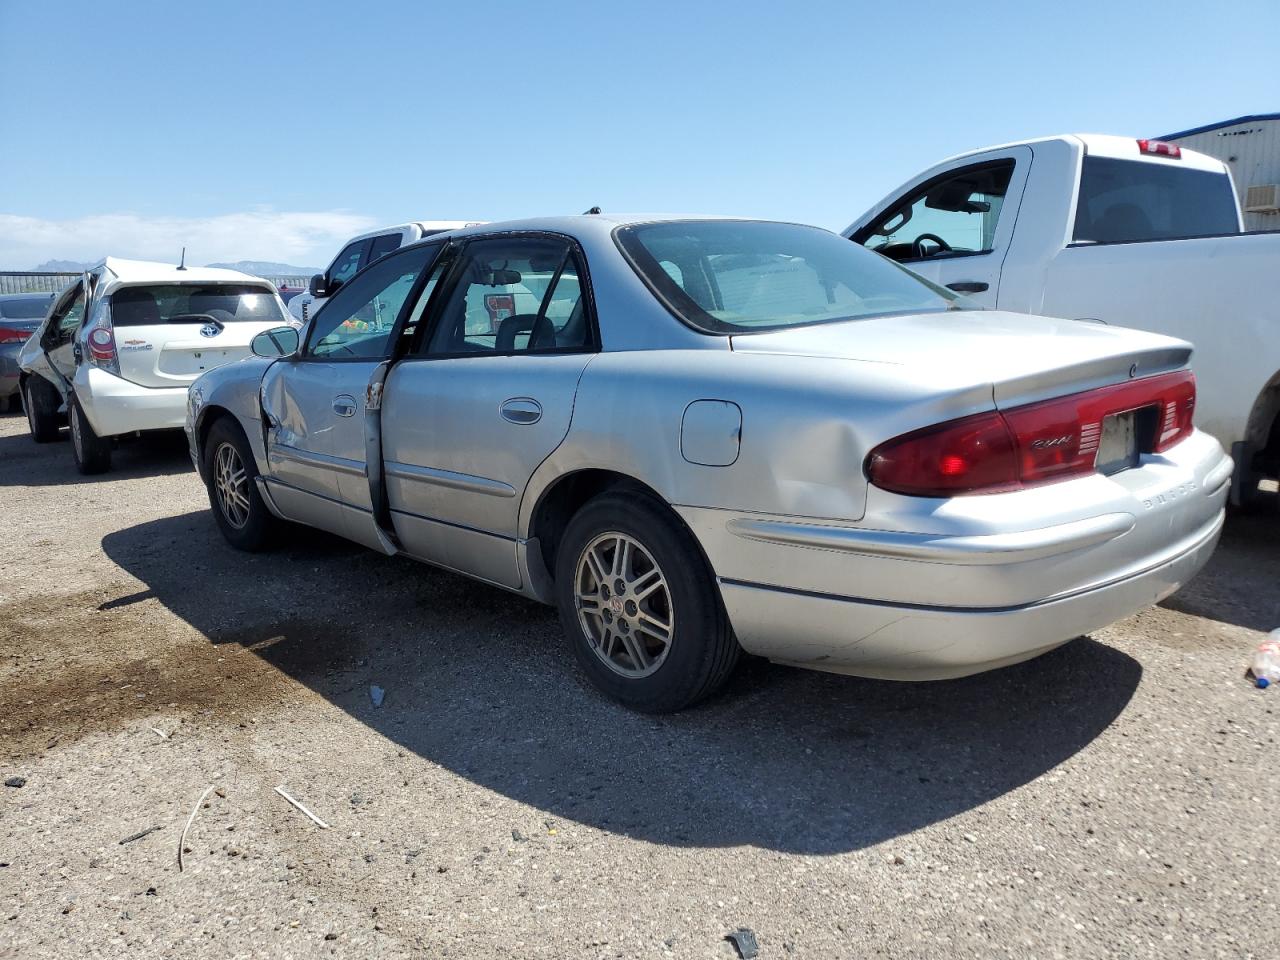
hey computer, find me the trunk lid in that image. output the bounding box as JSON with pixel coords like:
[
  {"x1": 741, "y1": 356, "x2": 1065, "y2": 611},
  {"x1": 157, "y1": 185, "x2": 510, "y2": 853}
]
[{"x1": 729, "y1": 310, "x2": 1192, "y2": 407}]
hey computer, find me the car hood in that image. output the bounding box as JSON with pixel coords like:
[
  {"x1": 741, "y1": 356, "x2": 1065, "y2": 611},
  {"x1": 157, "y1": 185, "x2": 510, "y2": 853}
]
[{"x1": 728, "y1": 310, "x2": 1193, "y2": 407}]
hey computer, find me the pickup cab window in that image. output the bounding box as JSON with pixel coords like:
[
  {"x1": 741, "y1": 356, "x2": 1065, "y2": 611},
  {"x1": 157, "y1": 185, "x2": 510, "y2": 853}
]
[
  {"x1": 1072, "y1": 157, "x2": 1239, "y2": 244},
  {"x1": 860, "y1": 161, "x2": 1015, "y2": 264}
]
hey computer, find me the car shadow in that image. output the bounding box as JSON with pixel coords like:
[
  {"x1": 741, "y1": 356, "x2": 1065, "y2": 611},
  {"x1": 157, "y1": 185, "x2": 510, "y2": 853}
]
[
  {"x1": 102, "y1": 511, "x2": 1141, "y2": 855},
  {"x1": 0, "y1": 427, "x2": 193, "y2": 486},
  {"x1": 1160, "y1": 508, "x2": 1280, "y2": 633}
]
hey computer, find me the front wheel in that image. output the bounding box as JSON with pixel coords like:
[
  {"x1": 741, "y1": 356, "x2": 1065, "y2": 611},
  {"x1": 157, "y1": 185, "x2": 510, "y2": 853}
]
[
  {"x1": 555, "y1": 490, "x2": 740, "y2": 712},
  {"x1": 202, "y1": 416, "x2": 278, "y2": 551},
  {"x1": 23, "y1": 377, "x2": 62, "y2": 443},
  {"x1": 69, "y1": 397, "x2": 112, "y2": 474}
]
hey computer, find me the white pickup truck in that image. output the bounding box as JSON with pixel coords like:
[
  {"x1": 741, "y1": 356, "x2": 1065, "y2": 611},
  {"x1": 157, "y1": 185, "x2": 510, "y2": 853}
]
[{"x1": 844, "y1": 134, "x2": 1279, "y2": 508}]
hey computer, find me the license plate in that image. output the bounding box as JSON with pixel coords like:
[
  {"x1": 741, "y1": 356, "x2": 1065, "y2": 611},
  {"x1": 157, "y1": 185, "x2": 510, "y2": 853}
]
[{"x1": 1095, "y1": 411, "x2": 1139, "y2": 475}]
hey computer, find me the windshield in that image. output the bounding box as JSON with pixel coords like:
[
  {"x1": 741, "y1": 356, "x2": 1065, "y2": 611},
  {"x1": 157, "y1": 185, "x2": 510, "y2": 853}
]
[
  {"x1": 616, "y1": 220, "x2": 957, "y2": 334},
  {"x1": 109, "y1": 284, "x2": 287, "y2": 326},
  {"x1": 0, "y1": 297, "x2": 52, "y2": 320}
]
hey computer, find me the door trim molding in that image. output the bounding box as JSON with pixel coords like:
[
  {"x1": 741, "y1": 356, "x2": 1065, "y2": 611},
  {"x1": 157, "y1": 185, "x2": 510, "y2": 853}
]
[
  {"x1": 269, "y1": 442, "x2": 367, "y2": 478},
  {"x1": 384, "y1": 460, "x2": 517, "y2": 498}
]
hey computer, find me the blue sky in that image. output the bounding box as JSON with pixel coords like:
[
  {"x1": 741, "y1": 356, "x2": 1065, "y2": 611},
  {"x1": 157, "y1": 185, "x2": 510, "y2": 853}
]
[{"x1": 1, "y1": 0, "x2": 1275, "y2": 268}]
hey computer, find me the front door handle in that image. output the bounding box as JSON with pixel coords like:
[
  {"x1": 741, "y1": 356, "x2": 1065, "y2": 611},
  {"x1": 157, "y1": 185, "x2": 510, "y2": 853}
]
[
  {"x1": 500, "y1": 397, "x2": 542, "y2": 425},
  {"x1": 333, "y1": 395, "x2": 358, "y2": 418},
  {"x1": 946, "y1": 280, "x2": 989, "y2": 294}
]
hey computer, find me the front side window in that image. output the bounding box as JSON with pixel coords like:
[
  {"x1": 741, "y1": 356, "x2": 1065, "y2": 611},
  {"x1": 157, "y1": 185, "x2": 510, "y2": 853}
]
[
  {"x1": 617, "y1": 220, "x2": 957, "y2": 334},
  {"x1": 859, "y1": 162, "x2": 1015, "y2": 263},
  {"x1": 366, "y1": 232, "x2": 402, "y2": 264},
  {"x1": 1073, "y1": 157, "x2": 1239, "y2": 243},
  {"x1": 328, "y1": 240, "x2": 368, "y2": 288},
  {"x1": 109, "y1": 284, "x2": 287, "y2": 326},
  {"x1": 307, "y1": 244, "x2": 438, "y2": 360},
  {"x1": 423, "y1": 237, "x2": 591, "y2": 355}
]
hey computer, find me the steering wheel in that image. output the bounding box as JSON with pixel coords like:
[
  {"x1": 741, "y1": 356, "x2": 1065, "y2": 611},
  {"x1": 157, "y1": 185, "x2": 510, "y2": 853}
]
[{"x1": 911, "y1": 233, "x2": 953, "y2": 258}]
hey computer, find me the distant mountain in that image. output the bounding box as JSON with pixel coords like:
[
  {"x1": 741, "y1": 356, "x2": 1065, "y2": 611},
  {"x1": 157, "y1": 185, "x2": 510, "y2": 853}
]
[
  {"x1": 32, "y1": 259, "x2": 96, "y2": 272},
  {"x1": 206, "y1": 260, "x2": 321, "y2": 276}
]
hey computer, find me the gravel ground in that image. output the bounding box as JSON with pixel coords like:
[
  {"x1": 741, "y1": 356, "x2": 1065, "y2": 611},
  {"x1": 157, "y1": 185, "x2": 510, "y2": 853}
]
[{"x1": 0, "y1": 410, "x2": 1277, "y2": 960}]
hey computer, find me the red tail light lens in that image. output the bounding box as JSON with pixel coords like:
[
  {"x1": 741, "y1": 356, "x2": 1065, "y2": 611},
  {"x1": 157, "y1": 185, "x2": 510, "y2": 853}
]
[
  {"x1": 867, "y1": 370, "x2": 1196, "y2": 497},
  {"x1": 1137, "y1": 139, "x2": 1182, "y2": 159},
  {"x1": 88, "y1": 326, "x2": 116, "y2": 363},
  {"x1": 0, "y1": 325, "x2": 30, "y2": 345}
]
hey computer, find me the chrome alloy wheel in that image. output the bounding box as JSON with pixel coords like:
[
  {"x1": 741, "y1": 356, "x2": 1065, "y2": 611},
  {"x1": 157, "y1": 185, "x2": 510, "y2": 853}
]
[
  {"x1": 213, "y1": 441, "x2": 251, "y2": 529},
  {"x1": 574, "y1": 532, "x2": 674, "y2": 678}
]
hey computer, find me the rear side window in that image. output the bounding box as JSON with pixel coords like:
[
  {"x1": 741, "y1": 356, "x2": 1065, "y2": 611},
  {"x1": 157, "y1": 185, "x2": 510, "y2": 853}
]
[
  {"x1": 110, "y1": 284, "x2": 287, "y2": 326},
  {"x1": 1073, "y1": 157, "x2": 1239, "y2": 243}
]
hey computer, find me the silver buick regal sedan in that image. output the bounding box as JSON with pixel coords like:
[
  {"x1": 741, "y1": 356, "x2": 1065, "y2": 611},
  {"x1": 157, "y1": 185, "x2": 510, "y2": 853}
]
[{"x1": 185, "y1": 215, "x2": 1231, "y2": 711}]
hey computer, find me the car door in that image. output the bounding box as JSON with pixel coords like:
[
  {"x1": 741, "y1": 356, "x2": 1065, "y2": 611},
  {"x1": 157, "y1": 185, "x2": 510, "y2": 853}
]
[
  {"x1": 36, "y1": 279, "x2": 88, "y2": 395},
  {"x1": 260, "y1": 242, "x2": 443, "y2": 550},
  {"x1": 381, "y1": 234, "x2": 597, "y2": 588},
  {"x1": 849, "y1": 147, "x2": 1032, "y2": 307}
]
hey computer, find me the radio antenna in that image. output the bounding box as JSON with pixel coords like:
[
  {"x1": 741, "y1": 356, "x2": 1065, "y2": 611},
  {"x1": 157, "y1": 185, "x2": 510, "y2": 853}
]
[{"x1": 177, "y1": 247, "x2": 187, "y2": 271}]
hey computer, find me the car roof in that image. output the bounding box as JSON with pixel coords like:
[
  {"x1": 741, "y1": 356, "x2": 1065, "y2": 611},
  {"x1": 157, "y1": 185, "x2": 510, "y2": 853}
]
[
  {"x1": 408, "y1": 213, "x2": 765, "y2": 247},
  {"x1": 0, "y1": 292, "x2": 55, "y2": 301},
  {"x1": 93, "y1": 257, "x2": 277, "y2": 290}
]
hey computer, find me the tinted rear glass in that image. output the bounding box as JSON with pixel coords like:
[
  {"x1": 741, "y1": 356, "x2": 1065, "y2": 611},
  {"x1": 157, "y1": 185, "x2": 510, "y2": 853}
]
[
  {"x1": 0, "y1": 298, "x2": 52, "y2": 319},
  {"x1": 616, "y1": 220, "x2": 957, "y2": 334},
  {"x1": 1073, "y1": 157, "x2": 1239, "y2": 243},
  {"x1": 110, "y1": 284, "x2": 287, "y2": 326}
]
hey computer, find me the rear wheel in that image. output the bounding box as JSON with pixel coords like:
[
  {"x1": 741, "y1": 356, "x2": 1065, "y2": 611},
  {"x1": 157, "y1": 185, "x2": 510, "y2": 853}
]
[
  {"x1": 23, "y1": 377, "x2": 61, "y2": 443},
  {"x1": 555, "y1": 490, "x2": 740, "y2": 712},
  {"x1": 69, "y1": 397, "x2": 112, "y2": 474},
  {"x1": 203, "y1": 416, "x2": 278, "y2": 551}
]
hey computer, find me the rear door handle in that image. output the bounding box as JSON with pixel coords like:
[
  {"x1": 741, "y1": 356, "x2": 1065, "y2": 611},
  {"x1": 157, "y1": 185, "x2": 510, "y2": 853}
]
[
  {"x1": 333, "y1": 395, "x2": 358, "y2": 417},
  {"x1": 946, "y1": 280, "x2": 989, "y2": 293},
  {"x1": 500, "y1": 397, "x2": 542, "y2": 425}
]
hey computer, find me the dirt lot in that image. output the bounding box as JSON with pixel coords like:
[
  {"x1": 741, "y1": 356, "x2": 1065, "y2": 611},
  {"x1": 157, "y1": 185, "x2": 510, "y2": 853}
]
[{"x1": 0, "y1": 411, "x2": 1277, "y2": 960}]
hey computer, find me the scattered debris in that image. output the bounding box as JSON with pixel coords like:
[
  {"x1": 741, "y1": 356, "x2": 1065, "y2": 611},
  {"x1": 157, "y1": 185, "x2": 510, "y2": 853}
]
[
  {"x1": 150, "y1": 727, "x2": 169, "y2": 740},
  {"x1": 274, "y1": 786, "x2": 330, "y2": 829},
  {"x1": 726, "y1": 927, "x2": 759, "y2": 959},
  {"x1": 963, "y1": 833, "x2": 977, "y2": 844},
  {"x1": 511, "y1": 828, "x2": 528, "y2": 842},
  {"x1": 145, "y1": 887, "x2": 157, "y2": 896},
  {"x1": 324, "y1": 932, "x2": 338, "y2": 941},
  {"x1": 1248, "y1": 632, "x2": 1280, "y2": 688},
  {"x1": 4, "y1": 777, "x2": 25, "y2": 788},
  {"x1": 179, "y1": 786, "x2": 214, "y2": 872},
  {"x1": 369, "y1": 685, "x2": 385, "y2": 708},
  {"x1": 119, "y1": 826, "x2": 161, "y2": 845}
]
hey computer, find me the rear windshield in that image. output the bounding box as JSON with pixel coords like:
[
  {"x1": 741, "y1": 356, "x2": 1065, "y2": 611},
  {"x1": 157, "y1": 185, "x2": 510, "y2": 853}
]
[
  {"x1": 109, "y1": 284, "x2": 286, "y2": 326},
  {"x1": 0, "y1": 298, "x2": 52, "y2": 320},
  {"x1": 1073, "y1": 157, "x2": 1239, "y2": 243},
  {"x1": 616, "y1": 220, "x2": 957, "y2": 334}
]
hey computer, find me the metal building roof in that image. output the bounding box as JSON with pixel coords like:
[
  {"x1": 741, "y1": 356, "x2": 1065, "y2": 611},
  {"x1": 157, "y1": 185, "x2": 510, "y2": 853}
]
[{"x1": 1159, "y1": 113, "x2": 1280, "y2": 141}]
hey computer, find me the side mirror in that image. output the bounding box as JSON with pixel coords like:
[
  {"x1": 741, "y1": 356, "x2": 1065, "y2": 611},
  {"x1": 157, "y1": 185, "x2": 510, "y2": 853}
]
[
  {"x1": 308, "y1": 273, "x2": 327, "y2": 298},
  {"x1": 251, "y1": 326, "x2": 300, "y2": 359}
]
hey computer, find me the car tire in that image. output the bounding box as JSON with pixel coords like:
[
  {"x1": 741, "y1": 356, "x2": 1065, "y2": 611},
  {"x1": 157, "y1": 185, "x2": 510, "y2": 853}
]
[
  {"x1": 555, "y1": 489, "x2": 740, "y2": 712},
  {"x1": 202, "y1": 416, "x2": 278, "y2": 551},
  {"x1": 68, "y1": 396, "x2": 112, "y2": 474},
  {"x1": 23, "y1": 377, "x2": 62, "y2": 443}
]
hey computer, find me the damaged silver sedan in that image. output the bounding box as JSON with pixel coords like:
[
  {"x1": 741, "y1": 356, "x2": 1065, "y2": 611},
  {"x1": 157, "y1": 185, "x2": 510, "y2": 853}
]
[{"x1": 186, "y1": 215, "x2": 1231, "y2": 711}]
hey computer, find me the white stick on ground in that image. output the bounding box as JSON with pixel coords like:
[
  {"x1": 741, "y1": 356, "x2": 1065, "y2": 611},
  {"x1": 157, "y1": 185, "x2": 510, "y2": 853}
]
[
  {"x1": 150, "y1": 728, "x2": 169, "y2": 740},
  {"x1": 178, "y1": 785, "x2": 214, "y2": 872},
  {"x1": 274, "y1": 786, "x2": 330, "y2": 829}
]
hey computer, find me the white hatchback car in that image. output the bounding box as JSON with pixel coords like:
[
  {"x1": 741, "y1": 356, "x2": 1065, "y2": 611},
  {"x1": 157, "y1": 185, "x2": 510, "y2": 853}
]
[{"x1": 19, "y1": 258, "x2": 292, "y2": 474}]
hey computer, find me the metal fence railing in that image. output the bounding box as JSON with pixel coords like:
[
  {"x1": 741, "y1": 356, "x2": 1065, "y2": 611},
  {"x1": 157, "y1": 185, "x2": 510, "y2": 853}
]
[{"x1": 0, "y1": 271, "x2": 312, "y2": 296}]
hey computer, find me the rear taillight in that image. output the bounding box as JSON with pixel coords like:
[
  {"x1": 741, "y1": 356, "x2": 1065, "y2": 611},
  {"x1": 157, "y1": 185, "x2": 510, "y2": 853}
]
[
  {"x1": 83, "y1": 301, "x2": 120, "y2": 376},
  {"x1": 0, "y1": 325, "x2": 30, "y2": 345},
  {"x1": 1137, "y1": 138, "x2": 1181, "y2": 159},
  {"x1": 867, "y1": 370, "x2": 1196, "y2": 497}
]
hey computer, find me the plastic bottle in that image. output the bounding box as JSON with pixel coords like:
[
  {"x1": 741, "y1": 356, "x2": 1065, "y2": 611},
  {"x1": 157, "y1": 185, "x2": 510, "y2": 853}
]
[{"x1": 1250, "y1": 631, "x2": 1280, "y2": 688}]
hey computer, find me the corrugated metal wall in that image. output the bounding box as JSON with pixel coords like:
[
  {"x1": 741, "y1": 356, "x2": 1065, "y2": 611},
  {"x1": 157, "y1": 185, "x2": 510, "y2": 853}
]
[{"x1": 1168, "y1": 119, "x2": 1280, "y2": 232}]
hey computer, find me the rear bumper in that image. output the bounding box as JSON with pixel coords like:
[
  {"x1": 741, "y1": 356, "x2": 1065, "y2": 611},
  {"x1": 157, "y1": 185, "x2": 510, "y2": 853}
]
[
  {"x1": 74, "y1": 366, "x2": 188, "y2": 436},
  {"x1": 678, "y1": 429, "x2": 1232, "y2": 680}
]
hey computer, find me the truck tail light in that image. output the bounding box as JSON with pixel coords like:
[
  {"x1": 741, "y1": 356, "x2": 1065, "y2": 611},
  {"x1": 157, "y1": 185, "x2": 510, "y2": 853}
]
[
  {"x1": 867, "y1": 370, "x2": 1196, "y2": 497},
  {"x1": 1137, "y1": 139, "x2": 1181, "y2": 159}
]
